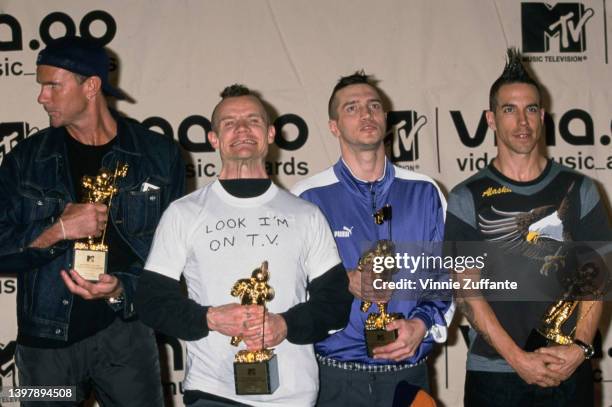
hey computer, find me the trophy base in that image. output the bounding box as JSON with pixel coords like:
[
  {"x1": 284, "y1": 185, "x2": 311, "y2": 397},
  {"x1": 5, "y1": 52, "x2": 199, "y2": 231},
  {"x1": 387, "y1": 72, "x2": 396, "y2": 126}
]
[
  {"x1": 524, "y1": 328, "x2": 574, "y2": 351},
  {"x1": 524, "y1": 329, "x2": 551, "y2": 352},
  {"x1": 234, "y1": 354, "x2": 279, "y2": 395},
  {"x1": 365, "y1": 329, "x2": 398, "y2": 357},
  {"x1": 73, "y1": 247, "x2": 107, "y2": 281}
]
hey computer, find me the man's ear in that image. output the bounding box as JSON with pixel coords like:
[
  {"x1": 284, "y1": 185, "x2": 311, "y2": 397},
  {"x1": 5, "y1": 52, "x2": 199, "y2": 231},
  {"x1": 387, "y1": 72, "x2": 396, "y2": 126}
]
[
  {"x1": 267, "y1": 125, "x2": 276, "y2": 144},
  {"x1": 485, "y1": 111, "x2": 497, "y2": 132},
  {"x1": 329, "y1": 120, "x2": 340, "y2": 139},
  {"x1": 208, "y1": 130, "x2": 219, "y2": 150},
  {"x1": 87, "y1": 76, "x2": 103, "y2": 99}
]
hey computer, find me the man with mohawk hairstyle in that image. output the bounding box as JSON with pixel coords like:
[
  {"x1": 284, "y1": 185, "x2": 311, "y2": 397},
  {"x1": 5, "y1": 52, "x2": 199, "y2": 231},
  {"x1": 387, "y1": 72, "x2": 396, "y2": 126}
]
[{"x1": 445, "y1": 48, "x2": 611, "y2": 406}]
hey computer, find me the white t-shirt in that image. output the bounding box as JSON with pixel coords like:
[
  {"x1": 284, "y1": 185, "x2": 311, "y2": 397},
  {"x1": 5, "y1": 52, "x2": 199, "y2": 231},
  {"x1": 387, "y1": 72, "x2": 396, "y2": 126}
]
[{"x1": 145, "y1": 180, "x2": 341, "y2": 407}]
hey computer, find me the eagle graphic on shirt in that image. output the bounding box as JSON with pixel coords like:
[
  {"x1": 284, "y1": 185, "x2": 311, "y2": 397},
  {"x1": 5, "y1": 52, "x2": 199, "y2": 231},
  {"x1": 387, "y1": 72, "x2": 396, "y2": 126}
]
[{"x1": 478, "y1": 182, "x2": 575, "y2": 275}]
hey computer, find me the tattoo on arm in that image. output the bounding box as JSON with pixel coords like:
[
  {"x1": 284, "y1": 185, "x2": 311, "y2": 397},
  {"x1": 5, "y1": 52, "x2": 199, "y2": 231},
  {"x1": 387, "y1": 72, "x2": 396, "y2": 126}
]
[{"x1": 456, "y1": 298, "x2": 493, "y2": 346}]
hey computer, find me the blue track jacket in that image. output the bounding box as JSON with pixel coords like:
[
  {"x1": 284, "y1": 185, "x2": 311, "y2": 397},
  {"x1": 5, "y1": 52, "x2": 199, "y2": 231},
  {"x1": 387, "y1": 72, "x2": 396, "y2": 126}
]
[{"x1": 292, "y1": 158, "x2": 454, "y2": 365}]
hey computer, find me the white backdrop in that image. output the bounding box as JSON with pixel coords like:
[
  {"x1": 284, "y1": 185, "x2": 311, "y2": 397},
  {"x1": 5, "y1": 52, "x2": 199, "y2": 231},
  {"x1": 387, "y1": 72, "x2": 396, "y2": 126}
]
[{"x1": 1, "y1": 1, "x2": 611, "y2": 406}]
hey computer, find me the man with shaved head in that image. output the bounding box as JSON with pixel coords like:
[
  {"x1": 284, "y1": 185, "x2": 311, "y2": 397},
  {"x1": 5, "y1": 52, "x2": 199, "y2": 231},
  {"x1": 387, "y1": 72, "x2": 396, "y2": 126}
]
[{"x1": 137, "y1": 85, "x2": 352, "y2": 407}]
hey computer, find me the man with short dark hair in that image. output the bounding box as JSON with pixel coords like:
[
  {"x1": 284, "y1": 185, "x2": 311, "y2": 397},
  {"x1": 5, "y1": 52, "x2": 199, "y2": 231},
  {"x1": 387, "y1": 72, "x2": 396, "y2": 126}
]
[
  {"x1": 292, "y1": 71, "x2": 452, "y2": 406},
  {"x1": 136, "y1": 85, "x2": 352, "y2": 407},
  {"x1": 446, "y1": 48, "x2": 611, "y2": 406},
  {"x1": 0, "y1": 36, "x2": 184, "y2": 406}
]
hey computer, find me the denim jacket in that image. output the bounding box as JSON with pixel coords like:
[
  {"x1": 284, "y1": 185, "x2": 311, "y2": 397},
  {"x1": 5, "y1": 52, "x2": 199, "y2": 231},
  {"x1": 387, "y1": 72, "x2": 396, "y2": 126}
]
[{"x1": 0, "y1": 114, "x2": 185, "y2": 341}]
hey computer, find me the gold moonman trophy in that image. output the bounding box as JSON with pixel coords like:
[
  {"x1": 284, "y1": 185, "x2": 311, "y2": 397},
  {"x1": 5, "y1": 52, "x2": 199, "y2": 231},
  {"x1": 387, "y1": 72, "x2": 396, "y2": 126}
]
[
  {"x1": 230, "y1": 261, "x2": 279, "y2": 395},
  {"x1": 358, "y1": 239, "x2": 403, "y2": 357},
  {"x1": 73, "y1": 163, "x2": 128, "y2": 281},
  {"x1": 525, "y1": 246, "x2": 604, "y2": 354},
  {"x1": 525, "y1": 293, "x2": 585, "y2": 352}
]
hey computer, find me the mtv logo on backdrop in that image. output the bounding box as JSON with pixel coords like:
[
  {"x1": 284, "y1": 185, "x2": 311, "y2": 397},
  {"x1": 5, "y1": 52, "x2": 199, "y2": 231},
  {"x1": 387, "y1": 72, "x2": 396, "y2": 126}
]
[
  {"x1": 0, "y1": 341, "x2": 17, "y2": 388},
  {"x1": 156, "y1": 334, "x2": 185, "y2": 399},
  {"x1": 522, "y1": 2, "x2": 594, "y2": 53},
  {"x1": 385, "y1": 111, "x2": 427, "y2": 165},
  {"x1": 0, "y1": 122, "x2": 38, "y2": 165}
]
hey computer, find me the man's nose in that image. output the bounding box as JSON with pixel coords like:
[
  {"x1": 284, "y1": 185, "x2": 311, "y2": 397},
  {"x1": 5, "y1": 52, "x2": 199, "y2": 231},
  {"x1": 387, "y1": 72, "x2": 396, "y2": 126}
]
[
  {"x1": 37, "y1": 87, "x2": 48, "y2": 105},
  {"x1": 360, "y1": 105, "x2": 373, "y2": 119},
  {"x1": 517, "y1": 109, "x2": 528, "y2": 125},
  {"x1": 235, "y1": 118, "x2": 250, "y2": 131}
]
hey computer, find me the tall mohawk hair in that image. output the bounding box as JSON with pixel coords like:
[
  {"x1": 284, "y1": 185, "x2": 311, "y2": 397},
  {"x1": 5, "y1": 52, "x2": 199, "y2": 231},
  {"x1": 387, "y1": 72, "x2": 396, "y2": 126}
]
[{"x1": 489, "y1": 47, "x2": 541, "y2": 111}]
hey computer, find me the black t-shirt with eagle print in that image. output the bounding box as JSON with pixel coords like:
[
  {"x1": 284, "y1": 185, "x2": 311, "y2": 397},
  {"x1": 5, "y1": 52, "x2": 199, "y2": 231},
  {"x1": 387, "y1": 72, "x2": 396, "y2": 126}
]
[{"x1": 445, "y1": 159, "x2": 611, "y2": 358}]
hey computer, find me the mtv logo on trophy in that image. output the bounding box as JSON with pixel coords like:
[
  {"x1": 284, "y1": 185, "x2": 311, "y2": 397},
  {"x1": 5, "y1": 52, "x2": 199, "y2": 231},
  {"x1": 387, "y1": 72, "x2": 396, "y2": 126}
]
[{"x1": 73, "y1": 163, "x2": 128, "y2": 281}]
